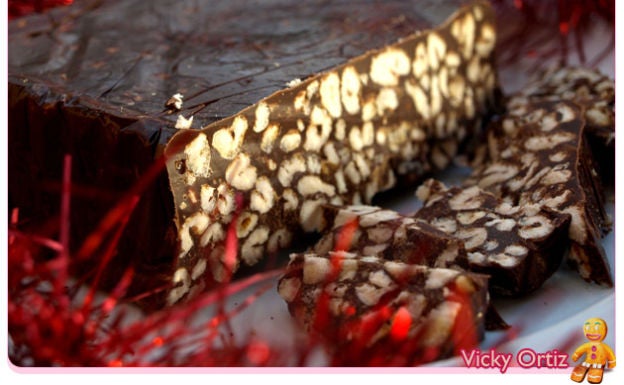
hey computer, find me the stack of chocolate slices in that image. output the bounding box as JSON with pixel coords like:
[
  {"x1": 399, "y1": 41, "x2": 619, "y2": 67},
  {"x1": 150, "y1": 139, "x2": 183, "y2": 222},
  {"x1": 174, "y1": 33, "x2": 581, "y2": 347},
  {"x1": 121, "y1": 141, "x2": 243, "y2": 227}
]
[{"x1": 278, "y1": 67, "x2": 614, "y2": 364}]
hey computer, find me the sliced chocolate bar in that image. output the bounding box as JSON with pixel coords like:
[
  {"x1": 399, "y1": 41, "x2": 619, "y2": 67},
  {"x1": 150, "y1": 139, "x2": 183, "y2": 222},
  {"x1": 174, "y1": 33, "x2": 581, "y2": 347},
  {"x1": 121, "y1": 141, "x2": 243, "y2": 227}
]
[
  {"x1": 277, "y1": 251, "x2": 489, "y2": 365},
  {"x1": 313, "y1": 204, "x2": 508, "y2": 330},
  {"x1": 164, "y1": 1, "x2": 500, "y2": 304},
  {"x1": 468, "y1": 100, "x2": 612, "y2": 286},
  {"x1": 507, "y1": 66, "x2": 615, "y2": 183},
  {"x1": 414, "y1": 179, "x2": 571, "y2": 296},
  {"x1": 313, "y1": 205, "x2": 467, "y2": 269}
]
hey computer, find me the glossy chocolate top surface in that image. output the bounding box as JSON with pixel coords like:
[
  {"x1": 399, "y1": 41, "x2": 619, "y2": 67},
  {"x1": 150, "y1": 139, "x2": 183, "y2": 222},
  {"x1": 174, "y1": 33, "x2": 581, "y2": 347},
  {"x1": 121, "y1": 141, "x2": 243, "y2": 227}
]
[{"x1": 9, "y1": 0, "x2": 468, "y2": 130}]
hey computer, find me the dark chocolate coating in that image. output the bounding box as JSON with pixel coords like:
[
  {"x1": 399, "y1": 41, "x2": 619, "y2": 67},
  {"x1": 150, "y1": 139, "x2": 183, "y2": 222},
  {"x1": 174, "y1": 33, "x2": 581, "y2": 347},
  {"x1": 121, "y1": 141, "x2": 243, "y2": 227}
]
[{"x1": 9, "y1": 0, "x2": 461, "y2": 129}]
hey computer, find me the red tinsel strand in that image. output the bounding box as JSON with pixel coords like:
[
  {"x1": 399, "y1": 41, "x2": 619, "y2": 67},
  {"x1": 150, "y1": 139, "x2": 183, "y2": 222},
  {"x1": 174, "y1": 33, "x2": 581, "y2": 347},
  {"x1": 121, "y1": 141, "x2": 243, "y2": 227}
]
[
  {"x1": 493, "y1": 0, "x2": 614, "y2": 67},
  {"x1": 79, "y1": 195, "x2": 139, "y2": 311},
  {"x1": 74, "y1": 156, "x2": 167, "y2": 262},
  {"x1": 59, "y1": 154, "x2": 72, "y2": 262},
  {"x1": 93, "y1": 269, "x2": 284, "y2": 366},
  {"x1": 8, "y1": 0, "x2": 73, "y2": 19}
]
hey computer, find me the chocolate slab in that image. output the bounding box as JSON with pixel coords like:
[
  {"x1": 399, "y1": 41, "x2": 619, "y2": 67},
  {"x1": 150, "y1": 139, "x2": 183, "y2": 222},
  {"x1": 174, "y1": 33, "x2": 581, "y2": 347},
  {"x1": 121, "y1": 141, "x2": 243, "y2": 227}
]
[
  {"x1": 9, "y1": 0, "x2": 475, "y2": 129},
  {"x1": 278, "y1": 251, "x2": 489, "y2": 365},
  {"x1": 414, "y1": 179, "x2": 571, "y2": 296},
  {"x1": 314, "y1": 205, "x2": 468, "y2": 269},
  {"x1": 8, "y1": 0, "x2": 496, "y2": 308},
  {"x1": 468, "y1": 100, "x2": 612, "y2": 286},
  {"x1": 506, "y1": 67, "x2": 615, "y2": 185},
  {"x1": 164, "y1": 1, "x2": 500, "y2": 305},
  {"x1": 310, "y1": 204, "x2": 508, "y2": 329}
]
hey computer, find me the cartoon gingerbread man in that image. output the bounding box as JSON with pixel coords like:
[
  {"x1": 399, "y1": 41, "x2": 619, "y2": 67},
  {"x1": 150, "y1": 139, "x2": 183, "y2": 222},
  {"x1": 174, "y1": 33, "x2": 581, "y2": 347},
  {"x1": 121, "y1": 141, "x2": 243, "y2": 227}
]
[{"x1": 570, "y1": 317, "x2": 616, "y2": 384}]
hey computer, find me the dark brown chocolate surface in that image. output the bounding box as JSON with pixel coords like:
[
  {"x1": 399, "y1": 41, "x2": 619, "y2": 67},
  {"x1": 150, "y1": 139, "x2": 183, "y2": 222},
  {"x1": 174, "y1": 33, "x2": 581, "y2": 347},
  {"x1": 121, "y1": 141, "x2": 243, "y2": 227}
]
[{"x1": 9, "y1": 0, "x2": 466, "y2": 130}]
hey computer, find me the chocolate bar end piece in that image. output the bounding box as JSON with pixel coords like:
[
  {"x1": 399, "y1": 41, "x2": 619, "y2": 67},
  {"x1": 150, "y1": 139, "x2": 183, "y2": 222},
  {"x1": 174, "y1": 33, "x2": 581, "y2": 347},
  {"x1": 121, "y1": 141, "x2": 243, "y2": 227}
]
[{"x1": 278, "y1": 251, "x2": 489, "y2": 365}]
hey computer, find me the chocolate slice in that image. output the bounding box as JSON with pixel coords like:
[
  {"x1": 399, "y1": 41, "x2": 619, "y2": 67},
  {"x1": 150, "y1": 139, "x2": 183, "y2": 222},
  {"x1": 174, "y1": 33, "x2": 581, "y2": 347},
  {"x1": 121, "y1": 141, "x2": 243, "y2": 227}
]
[
  {"x1": 506, "y1": 67, "x2": 615, "y2": 184},
  {"x1": 468, "y1": 100, "x2": 612, "y2": 286},
  {"x1": 414, "y1": 179, "x2": 571, "y2": 296},
  {"x1": 164, "y1": 1, "x2": 500, "y2": 304},
  {"x1": 277, "y1": 251, "x2": 489, "y2": 365},
  {"x1": 313, "y1": 205, "x2": 467, "y2": 269},
  {"x1": 310, "y1": 204, "x2": 508, "y2": 329}
]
